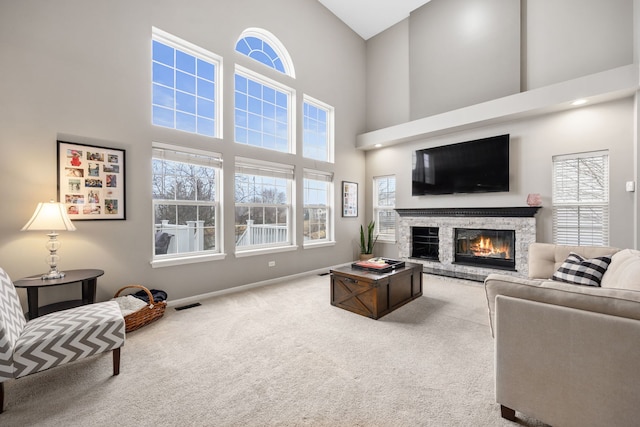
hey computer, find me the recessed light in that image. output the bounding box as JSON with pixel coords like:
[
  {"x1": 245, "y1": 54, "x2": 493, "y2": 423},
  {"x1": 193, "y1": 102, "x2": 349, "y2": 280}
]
[
  {"x1": 571, "y1": 99, "x2": 588, "y2": 106},
  {"x1": 374, "y1": 143, "x2": 382, "y2": 148}
]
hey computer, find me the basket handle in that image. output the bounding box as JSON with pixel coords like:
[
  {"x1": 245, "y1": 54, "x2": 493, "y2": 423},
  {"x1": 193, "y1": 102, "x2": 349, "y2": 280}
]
[{"x1": 114, "y1": 284, "x2": 156, "y2": 307}]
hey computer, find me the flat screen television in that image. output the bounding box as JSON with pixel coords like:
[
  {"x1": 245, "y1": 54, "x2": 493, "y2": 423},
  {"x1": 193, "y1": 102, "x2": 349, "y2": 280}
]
[{"x1": 412, "y1": 134, "x2": 510, "y2": 195}]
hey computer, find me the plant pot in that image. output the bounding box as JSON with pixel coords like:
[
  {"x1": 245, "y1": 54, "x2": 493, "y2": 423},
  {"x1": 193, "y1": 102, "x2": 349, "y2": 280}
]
[{"x1": 360, "y1": 253, "x2": 373, "y2": 261}]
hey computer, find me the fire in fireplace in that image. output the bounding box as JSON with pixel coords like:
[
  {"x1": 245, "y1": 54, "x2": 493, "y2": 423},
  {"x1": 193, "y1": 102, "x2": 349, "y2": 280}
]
[{"x1": 454, "y1": 228, "x2": 516, "y2": 270}]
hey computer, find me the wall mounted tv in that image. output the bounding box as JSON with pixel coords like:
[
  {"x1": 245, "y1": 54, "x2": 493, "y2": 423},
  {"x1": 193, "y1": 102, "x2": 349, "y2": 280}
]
[{"x1": 412, "y1": 134, "x2": 510, "y2": 196}]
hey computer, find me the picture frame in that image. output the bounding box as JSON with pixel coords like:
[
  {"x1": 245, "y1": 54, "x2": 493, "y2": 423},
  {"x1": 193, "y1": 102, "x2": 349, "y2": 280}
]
[
  {"x1": 57, "y1": 140, "x2": 126, "y2": 220},
  {"x1": 342, "y1": 181, "x2": 358, "y2": 217}
]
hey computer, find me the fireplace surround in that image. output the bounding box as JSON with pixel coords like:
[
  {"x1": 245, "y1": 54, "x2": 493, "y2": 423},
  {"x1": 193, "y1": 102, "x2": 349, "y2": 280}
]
[{"x1": 397, "y1": 207, "x2": 540, "y2": 281}]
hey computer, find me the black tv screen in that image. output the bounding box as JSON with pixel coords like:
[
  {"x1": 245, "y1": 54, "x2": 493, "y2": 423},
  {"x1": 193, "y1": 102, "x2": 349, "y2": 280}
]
[{"x1": 412, "y1": 134, "x2": 510, "y2": 195}]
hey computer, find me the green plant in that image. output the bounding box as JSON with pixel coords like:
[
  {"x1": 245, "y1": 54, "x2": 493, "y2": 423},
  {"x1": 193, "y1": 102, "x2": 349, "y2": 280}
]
[{"x1": 359, "y1": 221, "x2": 378, "y2": 254}]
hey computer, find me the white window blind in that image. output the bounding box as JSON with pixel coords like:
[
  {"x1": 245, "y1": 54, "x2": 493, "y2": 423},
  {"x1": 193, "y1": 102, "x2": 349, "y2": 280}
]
[{"x1": 552, "y1": 151, "x2": 609, "y2": 246}]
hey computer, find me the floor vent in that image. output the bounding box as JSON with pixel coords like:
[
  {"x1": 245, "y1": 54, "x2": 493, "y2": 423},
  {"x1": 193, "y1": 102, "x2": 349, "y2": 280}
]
[{"x1": 175, "y1": 302, "x2": 202, "y2": 311}]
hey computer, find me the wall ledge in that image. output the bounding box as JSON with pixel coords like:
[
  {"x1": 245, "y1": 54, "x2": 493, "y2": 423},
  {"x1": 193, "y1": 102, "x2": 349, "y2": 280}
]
[{"x1": 357, "y1": 64, "x2": 639, "y2": 150}]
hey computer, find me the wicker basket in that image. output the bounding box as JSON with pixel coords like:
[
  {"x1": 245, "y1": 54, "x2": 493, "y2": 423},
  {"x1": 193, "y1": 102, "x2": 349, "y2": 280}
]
[{"x1": 114, "y1": 285, "x2": 167, "y2": 332}]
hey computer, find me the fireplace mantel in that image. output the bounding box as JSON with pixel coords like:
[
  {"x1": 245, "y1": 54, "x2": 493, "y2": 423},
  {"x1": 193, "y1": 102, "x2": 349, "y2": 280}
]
[{"x1": 396, "y1": 207, "x2": 541, "y2": 218}]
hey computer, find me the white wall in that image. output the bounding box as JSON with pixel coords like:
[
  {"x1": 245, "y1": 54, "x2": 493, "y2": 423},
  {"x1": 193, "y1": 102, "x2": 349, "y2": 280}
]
[{"x1": 0, "y1": 0, "x2": 367, "y2": 305}]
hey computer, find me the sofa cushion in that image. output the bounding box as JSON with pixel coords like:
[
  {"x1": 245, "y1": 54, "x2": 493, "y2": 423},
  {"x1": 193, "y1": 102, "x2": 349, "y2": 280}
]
[
  {"x1": 551, "y1": 252, "x2": 612, "y2": 287},
  {"x1": 601, "y1": 249, "x2": 640, "y2": 291}
]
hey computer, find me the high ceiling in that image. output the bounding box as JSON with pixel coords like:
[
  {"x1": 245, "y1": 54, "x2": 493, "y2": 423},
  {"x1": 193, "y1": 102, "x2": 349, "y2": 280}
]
[{"x1": 318, "y1": 0, "x2": 432, "y2": 40}]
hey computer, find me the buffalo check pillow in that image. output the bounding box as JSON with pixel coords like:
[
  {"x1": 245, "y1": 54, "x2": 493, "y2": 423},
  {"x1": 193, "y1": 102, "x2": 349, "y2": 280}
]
[{"x1": 552, "y1": 252, "x2": 613, "y2": 287}]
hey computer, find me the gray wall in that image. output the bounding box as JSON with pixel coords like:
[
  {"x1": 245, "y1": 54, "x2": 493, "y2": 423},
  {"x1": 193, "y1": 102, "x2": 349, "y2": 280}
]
[
  {"x1": 0, "y1": 0, "x2": 367, "y2": 305},
  {"x1": 365, "y1": 0, "x2": 637, "y2": 256},
  {"x1": 525, "y1": 0, "x2": 634, "y2": 89},
  {"x1": 409, "y1": 0, "x2": 521, "y2": 119}
]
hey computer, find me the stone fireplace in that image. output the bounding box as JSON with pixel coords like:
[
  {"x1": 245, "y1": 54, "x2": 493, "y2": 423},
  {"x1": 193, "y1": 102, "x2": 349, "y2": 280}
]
[{"x1": 397, "y1": 207, "x2": 540, "y2": 281}]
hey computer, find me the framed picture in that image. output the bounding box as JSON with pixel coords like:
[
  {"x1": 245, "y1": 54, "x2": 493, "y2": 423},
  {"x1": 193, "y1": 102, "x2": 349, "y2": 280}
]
[
  {"x1": 57, "y1": 140, "x2": 126, "y2": 220},
  {"x1": 342, "y1": 181, "x2": 358, "y2": 217}
]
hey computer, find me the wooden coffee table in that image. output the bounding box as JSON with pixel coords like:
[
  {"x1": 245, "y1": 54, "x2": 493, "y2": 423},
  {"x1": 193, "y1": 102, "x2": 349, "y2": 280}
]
[{"x1": 330, "y1": 262, "x2": 423, "y2": 319}]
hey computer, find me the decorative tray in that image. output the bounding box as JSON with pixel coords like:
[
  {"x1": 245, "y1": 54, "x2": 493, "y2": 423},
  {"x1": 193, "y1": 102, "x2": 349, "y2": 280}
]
[{"x1": 351, "y1": 258, "x2": 406, "y2": 274}]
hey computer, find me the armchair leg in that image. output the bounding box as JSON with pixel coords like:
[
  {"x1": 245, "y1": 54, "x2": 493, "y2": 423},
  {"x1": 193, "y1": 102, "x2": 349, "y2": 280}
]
[
  {"x1": 113, "y1": 347, "x2": 121, "y2": 376},
  {"x1": 500, "y1": 405, "x2": 516, "y2": 421}
]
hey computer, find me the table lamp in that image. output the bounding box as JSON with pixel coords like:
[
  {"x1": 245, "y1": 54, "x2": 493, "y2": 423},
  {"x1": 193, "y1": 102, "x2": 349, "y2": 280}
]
[{"x1": 21, "y1": 200, "x2": 77, "y2": 279}]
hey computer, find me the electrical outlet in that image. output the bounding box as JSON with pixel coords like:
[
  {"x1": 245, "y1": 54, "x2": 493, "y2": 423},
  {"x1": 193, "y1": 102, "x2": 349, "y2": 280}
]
[{"x1": 268, "y1": 261, "x2": 276, "y2": 267}]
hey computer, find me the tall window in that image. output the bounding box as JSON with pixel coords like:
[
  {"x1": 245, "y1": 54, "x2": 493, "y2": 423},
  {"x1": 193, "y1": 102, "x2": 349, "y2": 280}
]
[
  {"x1": 152, "y1": 28, "x2": 222, "y2": 138},
  {"x1": 374, "y1": 175, "x2": 396, "y2": 242},
  {"x1": 552, "y1": 151, "x2": 609, "y2": 245},
  {"x1": 152, "y1": 145, "x2": 222, "y2": 259},
  {"x1": 304, "y1": 169, "x2": 333, "y2": 244},
  {"x1": 235, "y1": 158, "x2": 294, "y2": 251},
  {"x1": 234, "y1": 67, "x2": 293, "y2": 153},
  {"x1": 303, "y1": 95, "x2": 334, "y2": 163}
]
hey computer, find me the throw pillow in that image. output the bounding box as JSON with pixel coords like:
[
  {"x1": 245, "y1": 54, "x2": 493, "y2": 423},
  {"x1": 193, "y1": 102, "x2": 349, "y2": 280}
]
[{"x1": 552, "y1": 252, "x2": 612, "y2": 287}]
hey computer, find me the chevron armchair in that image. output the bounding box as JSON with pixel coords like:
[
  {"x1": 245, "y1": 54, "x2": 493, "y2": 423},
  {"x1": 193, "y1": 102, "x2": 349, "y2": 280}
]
[{"x1": 0, "y1": 267, "x2": 125, "y2": 413}]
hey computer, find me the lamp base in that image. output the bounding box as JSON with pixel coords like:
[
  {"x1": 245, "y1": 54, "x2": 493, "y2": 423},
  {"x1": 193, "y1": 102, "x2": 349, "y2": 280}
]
[{"x1": 41, "y1": 270, "x2": 65, "y2": 280}]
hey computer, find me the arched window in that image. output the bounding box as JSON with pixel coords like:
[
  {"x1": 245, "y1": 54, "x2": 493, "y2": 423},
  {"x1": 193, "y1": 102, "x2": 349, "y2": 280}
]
[{"x1": 235, "y1": 28, "x2": 295, "y2": 78}]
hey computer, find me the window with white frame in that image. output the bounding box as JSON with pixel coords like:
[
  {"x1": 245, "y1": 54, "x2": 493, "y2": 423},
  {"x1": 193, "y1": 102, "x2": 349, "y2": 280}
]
[
  {"x1": 303, "y1": 169, "x2": 333, "y2": 244},
  {"x1": 152, "y1": 145, "x2": 222, "y2": 259},
  {"x1": 374, "y1": 175, "x2": 396, "y2": 242},
  {"x1": 303, "y1": 95, "x2": 334, "y2": 163},
  {"x1": 234, "y1": 66, "x2": 293, "y2": 153},
  {"x1": 235, "y1": 158, "x2": 294, "y2": 251},
  {"x1": 152, "y1": 28, "x2": 222, "y2": 138},
  {"x1": 235, "y1": 28, "x2": 295, "y2": 77},
  {"x1": 552, "y1": 151, "x2": 609, "y2": 246}
]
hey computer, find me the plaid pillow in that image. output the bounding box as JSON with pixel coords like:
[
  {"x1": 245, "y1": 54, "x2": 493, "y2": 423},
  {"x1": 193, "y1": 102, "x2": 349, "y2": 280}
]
[{"x1": 552, "y1": 252, "x2": 612, "y2": 287}]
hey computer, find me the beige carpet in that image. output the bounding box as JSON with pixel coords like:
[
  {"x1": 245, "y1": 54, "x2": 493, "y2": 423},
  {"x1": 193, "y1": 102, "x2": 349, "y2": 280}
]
[{"x1": 2, "y1": 273, "x2": 546, "y2": 426}]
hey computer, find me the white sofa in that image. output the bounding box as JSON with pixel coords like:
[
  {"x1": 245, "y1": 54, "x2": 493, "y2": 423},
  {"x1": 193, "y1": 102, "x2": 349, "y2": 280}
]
[{"x1": 484, "y1": 242, "x2": 640, "y2": 427}]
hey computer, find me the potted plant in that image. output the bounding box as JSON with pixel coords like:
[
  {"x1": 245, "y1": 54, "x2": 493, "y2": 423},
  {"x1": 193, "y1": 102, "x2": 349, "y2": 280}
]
[{"x1": 359, "y1": 220, "x2": 378, "y2": 260}]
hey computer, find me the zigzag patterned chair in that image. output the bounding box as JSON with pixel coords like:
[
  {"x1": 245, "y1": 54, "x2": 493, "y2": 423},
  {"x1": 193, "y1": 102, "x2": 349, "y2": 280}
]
[{"x1": 0, "y1": 267, "x2": 125, "y2": 413}]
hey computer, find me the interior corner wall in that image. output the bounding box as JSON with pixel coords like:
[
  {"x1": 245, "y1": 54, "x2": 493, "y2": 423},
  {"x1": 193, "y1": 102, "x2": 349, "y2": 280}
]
[
  {"x1": 365, "y1": 19, "x2": 411, "y2": 132},
  {"x1": 524, "y1": 0, "x2": 634, "y2": 90},
  {"x1": 408, "y1": 0, "x2": 521, "y2": 120}
]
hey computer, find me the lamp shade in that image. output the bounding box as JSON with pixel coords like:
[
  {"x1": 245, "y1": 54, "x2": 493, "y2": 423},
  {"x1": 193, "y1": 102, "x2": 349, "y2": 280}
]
[{"x1": 21, "y1": 201, "x2": 77, "y2": 232}]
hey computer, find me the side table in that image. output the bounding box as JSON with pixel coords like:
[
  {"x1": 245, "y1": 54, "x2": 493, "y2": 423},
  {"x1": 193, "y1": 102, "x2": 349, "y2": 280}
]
[{"x1": 13, "y1": 269, "x2": 105, "y2": 319}]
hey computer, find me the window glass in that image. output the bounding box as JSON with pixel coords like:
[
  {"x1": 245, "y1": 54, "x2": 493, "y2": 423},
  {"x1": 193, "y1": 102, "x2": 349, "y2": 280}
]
[
  {"x1": 303, "y1": 95, "x2": 334, "y2": 163},
  {"x1": 152, "y1": 146, "x2": 221, "y2": 258},
  {"x1": 304, "y1": 170, "x2": 333, "y2": 243},
  {"x1": 235, "y1": 159, "x2": 294, "y2": 250},
  {"x1": 152, "y1": 28, "x2": 221, "y2": 138},
  {"x1": 374, "y1": 175, "x2": 396, "y2": 241},
  {"x1": 234, "y1": 70, "x2": 291, "y2": 153}
]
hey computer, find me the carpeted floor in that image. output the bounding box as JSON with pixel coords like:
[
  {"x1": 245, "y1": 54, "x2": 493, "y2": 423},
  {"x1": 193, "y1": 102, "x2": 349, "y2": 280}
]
[{"x1": 2, "y1": 273, "x2": 547, "y2": 426}]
